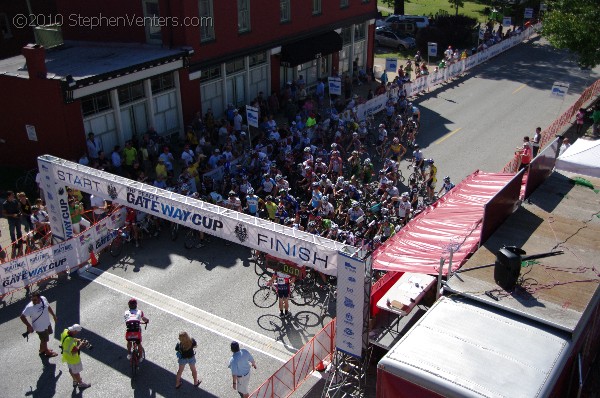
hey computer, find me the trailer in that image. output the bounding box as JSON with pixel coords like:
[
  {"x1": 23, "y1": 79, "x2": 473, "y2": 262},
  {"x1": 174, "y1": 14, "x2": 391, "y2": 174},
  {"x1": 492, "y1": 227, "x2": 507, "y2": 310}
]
[{"x1": 377, "y1": 296, "x2": 576, "y2": 398}]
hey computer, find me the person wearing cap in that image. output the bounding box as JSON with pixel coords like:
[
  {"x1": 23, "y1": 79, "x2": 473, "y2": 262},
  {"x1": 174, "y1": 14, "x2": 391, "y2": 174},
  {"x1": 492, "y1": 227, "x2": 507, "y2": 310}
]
[
  {"x1": 60, "y1": 324, "x2": 91, "y2": 389},
  {"x1": 229, "y1": 341, "x2": 257, "y2": 398},
  {"x1": 20, "y1": 292, "x2": 59, "y2": 358}
]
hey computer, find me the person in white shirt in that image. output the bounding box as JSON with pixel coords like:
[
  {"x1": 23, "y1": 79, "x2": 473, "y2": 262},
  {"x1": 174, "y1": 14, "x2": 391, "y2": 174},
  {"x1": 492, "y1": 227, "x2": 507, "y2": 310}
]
[
  {"x1": 181, "y1": 144, "x2": 195, "y2": 166},
  {"x1": 20, "y1": 292, "x2": 59, "y2": 358},
  {"x1": 559, "y1": 138, "x2": 571, "y2": 156}
]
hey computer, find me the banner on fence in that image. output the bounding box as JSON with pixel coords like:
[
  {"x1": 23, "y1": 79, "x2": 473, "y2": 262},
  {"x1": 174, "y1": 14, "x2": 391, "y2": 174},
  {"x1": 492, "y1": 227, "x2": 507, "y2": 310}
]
[
  {"x1": 335, "y1": 253, "x2": 366, "y2": 358},
  {"x1": 39, "y1": 161, "x2": 71, "y2": 241}
]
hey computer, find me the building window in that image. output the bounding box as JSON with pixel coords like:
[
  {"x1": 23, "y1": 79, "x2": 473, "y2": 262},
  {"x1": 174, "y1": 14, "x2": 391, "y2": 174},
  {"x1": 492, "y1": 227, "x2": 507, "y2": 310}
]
[
  {"x1": 238, "y1": 0, "x2": 250, "y2": 33},
  {"x1": 354, "y1": 22, "x2": 366, "y2": 41},
  {"x1": 341, "y1": 27, "x2": 351, "y2": 45},
  {"x1": 0, "y1": 13, "x2": 12, "y2": 39},
  {"x1": 312, "y1": 0, "x2": 322, "y2": 15},
  {"x1": 199, "y1": 65, "x2": 221, "y2": 82},
  {"x1": 226, "y1": 58, "x2": 246, "y2": 74},
  {"x1": 249, "y1": 52, "x2": 266, "y2": 67},
  {"x1": 81, "y1": 92, "x2": 112, "y2": 117},
  {"x1": 151, "y1": 73, "x2": 175, "y2": 94},
  {"x1": 143, "y1": 0, "x2": 162, "y2": 44},
  {"x1": 280, "y1": 0, "x2": 290, "y2": 22},
  {"x1": 118, "y1": 81, "x2": 145, "y2": 105},
  {"x1": 198, "y1": 0, "x2": 215, "y2": 42},
  {"x1": 340, "y1": 0, "x2": 349, "y2": 8}
]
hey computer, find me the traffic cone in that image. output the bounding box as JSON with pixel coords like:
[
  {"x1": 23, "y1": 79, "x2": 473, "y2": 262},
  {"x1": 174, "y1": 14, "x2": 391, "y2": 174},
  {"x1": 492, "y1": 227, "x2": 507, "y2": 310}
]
[
  {"x1": 89, "y1": 250, "x2": 98, "y2": 266},
  {"x1": 316, "y1": 358, "x2": 329, "y2": 372}
]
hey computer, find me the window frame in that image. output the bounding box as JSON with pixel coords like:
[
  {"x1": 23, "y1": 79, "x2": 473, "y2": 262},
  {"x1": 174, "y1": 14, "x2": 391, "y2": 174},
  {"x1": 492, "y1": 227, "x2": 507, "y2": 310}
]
[
  {"x1": 312, "y1": 0, "x2": 322, "y2": 16},
  {"x1": 280, "y1": 0, "x2": 291, "y2": 23},
  {"x1": 237, "y1": 0, "x2": 251, "y2": 33},
  {"x1": 142, "y1": 0, "x2": 162, "y2": 44},
  {"x1": 117, "y1": 81, "x2": 145, "y2": 106},
  {"x1": 81, "y1": 92, "x2": 113, "y2": 117},
  {"x1": 198, "y1": 0, "x2": 215, "y2": 42}
]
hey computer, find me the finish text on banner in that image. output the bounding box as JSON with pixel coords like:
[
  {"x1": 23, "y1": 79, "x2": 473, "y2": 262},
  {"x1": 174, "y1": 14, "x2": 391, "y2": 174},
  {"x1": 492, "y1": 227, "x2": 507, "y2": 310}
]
[
  {"x1": 335, "y1": 254, "x2": 366, "y2": 358},
  {"x1": 44, "y1": 156, "x2": 347, "y2": 274}
]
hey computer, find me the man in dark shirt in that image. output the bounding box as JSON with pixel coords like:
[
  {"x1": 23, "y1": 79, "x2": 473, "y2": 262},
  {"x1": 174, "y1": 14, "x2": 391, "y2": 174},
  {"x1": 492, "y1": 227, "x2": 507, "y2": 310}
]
[{"x1": 3, "y1": 191, "x2": 23, "y2": 256}]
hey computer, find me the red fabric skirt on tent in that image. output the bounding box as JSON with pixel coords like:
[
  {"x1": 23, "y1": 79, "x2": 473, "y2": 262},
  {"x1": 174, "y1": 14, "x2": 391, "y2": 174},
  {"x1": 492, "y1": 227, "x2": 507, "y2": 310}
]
[{"x1": 372, "y1": 171, "x2": 516, "y2": 275}]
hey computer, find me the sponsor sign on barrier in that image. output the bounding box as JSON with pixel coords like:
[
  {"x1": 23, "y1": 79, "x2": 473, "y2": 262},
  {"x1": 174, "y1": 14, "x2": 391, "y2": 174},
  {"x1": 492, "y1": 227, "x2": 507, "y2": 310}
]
[
  {"x1": 335, "y1": 254, "x2": 366, "y2": 358},
  {"x1": 42, "y1": 156, "x2": 348, "y2": 275},
  {"x1": 39, "y1": 161, "x2": 71, "y2": 241},
  {"x1": 0, "y1": 210, "x2": 125, "y2": 296},
  {"x1": 328, "y1": 76, "x2": 342, "y2": 96}
]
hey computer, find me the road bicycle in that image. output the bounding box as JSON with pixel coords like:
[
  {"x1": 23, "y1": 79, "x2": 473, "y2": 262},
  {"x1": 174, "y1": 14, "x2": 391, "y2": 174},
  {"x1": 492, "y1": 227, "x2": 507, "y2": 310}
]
[
  {"x1": 183, "y1": 228, "x2": 204, "y2": 249},
  {"x1": 129, "y1": 322, "x2": 148, "y2": 380},
  {"x1": 251, "y1": 249, "x2": 267, "y2": 276},
  {"x1": 170, "y1": 222, "x2": 180, "y2": 241}
]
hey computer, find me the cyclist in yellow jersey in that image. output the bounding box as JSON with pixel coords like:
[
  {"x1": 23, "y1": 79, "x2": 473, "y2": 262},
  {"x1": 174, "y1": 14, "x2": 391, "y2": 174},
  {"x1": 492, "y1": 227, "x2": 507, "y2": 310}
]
[
  {"x1": 385, "y1": 137, "x2": 407, "y2": 162},
  {"x1": 425, "y1": 159, "x2": 437, "y2": 200}
]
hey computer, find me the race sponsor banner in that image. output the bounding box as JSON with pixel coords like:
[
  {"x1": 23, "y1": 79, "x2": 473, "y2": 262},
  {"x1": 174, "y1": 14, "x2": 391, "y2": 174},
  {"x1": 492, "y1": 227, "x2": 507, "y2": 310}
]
[
  {"x1": 503, "y1": 17, "x2": 512, "y2": 27},
  {"x1": 385, "y1": 58, "x2": 397, "y2": 73},
  {"x1": 246, "y1": 105, "x2": 259, "y2": 128},
  {"x1": 328, "y1": 76, "x2": 342, "y2": 96},
  {"x1": 43, "y1": 156, "x2": 346, "y2": 275},
  {"x1": 38, "y1": 160, "x2": 71, "y2": 241},
  {"x1": 427, "y1": 42, "x2": 437, "y2": 57},
  {"x1": 465, "y1": 53, "x2": 479, "y2": 70},
  {"x1": 0, "y1": 241, "x2": 77, "y2": 295},
  {"x1": 427, "y1": 71, "x2": 445, "y2": 88},
  {"x1": 356, "y1": 92, "x2": 388, "y2": 121},
  {"x1": 524, "y1": 8, "x2": 533, "y2": 18},
  {"x1": 0, "y1": 208, "x2": 125, "y2": 296},
  {"x1": 335, "y1": 253, "x2": 366, "y2": 358}
]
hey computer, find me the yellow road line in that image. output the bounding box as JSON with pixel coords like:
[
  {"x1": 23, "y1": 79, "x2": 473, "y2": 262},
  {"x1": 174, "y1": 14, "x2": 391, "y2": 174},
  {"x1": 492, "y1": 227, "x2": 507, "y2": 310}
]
[
  {"x1": 512, "y1": 84, "x2": 526, "y2": 94},
  {"x1": 435, "y1": 127, "x2": 462, "y2": 145}
]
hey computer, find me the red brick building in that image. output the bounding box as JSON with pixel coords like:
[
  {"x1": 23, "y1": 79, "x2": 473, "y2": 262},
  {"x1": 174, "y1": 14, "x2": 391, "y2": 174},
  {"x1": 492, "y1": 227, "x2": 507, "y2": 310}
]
[{"x1": 0, "y1": 0, "x2": 376, "y2": 168}]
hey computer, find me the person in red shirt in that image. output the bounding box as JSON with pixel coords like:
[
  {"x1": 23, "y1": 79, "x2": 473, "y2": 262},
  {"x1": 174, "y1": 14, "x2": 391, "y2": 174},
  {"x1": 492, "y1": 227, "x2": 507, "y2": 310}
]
[
  {"x1": 517, "y1": 136, "x2": 532, "y2": 171},
  {"x1": 125, "y1": 208, "x2": 141, "y2": 247}
]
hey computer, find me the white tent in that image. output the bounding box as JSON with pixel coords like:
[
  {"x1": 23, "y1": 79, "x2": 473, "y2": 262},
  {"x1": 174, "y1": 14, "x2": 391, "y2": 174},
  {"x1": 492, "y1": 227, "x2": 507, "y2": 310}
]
[{"x1": 555, "y1": 138, "x2": 600, "y2": 178}]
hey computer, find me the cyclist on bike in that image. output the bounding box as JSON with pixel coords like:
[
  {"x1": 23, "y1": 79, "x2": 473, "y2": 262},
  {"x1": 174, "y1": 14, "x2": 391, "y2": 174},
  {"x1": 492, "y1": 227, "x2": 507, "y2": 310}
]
[
  {"x1": 376, "y1": 124, "x2": 388, "y2": 157},
  {"x1": 425, "y1": 159, "x2": 437, "y2": 201},
  {"x1": 411, "y1": 144, "x2": 425, "y2": 178},
  {"x1": 438, "y1": 176, "x2": 455, "y2": 196},
  {"x1": 386, "y1": 137, "x2": 407, "y2": 162},
  {"x1": 124, "y1": 298, "x2": 149, "y2": 362},
  {"x1": 125, "y1": 207, "x2": 141, "y2": 248},
  {"x1": 268, "y1": 269, "x2": 295, "y2": 317},
  {"x1": 244, "y1": 188, "x2": 262, "y2": 217}
]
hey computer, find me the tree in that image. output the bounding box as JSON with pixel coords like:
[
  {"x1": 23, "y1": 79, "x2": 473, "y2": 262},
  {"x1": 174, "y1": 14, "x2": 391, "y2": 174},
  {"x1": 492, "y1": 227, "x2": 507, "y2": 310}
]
[
  {"x1": 542, "y1": 0, "x2": 600, "y2": 68},
  {"x1": 381, "y1": 0, "x2": 404, "y2": 15},
  {"x1": 448, "y1": 0, "x2": 465, "y2": 16}
]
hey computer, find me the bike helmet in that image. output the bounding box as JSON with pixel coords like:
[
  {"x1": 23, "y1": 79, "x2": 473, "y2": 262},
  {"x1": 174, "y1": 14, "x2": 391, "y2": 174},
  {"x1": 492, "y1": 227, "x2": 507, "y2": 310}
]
[
  {"x1": 308, "y1": 221, "x2": 317, "y2": 228},
  {"x1": 393, "y1": 137, "x2": 399, "y2": 143},
  {"x1": 364, "y1": 158, "x2": 371, "y2": 165},
  {"x1": 128, "y1": 298, "x2": 137, "y2": 309},
  {"x1": 191, "y1": 192, "x2": 200, "y2": 199},
  {"x1": 373, "y1": 235, "x2": 382, "y2": 243},
  {"x1": 321, "y1": 174, "x2": 328, "y2": 180},
  {"x1": 379, "y1": 123, "x2": 385, "y2": 128},
  {"x1": 337, "y1": 176, "x2": 345, "y2": 184},
  {"x1": 352, "y1": 132, "x2": 358, "y2": 137},
  {"x1": 444, "y1": 176, "x2": 451, "y2": 182},
  {"x1": 331, "y1": 143, "x2": 338, "y2": 149},
  {"x1": 304, "y1": 147, "x2": 311, "y2": 152},
  {"x1": 247, "y1": 187, "x2": 254, "y2": 195},
  {"x1": 312, "y1": 181, "x2": 320, "y2": 187},
  {"x1": 284, "y1": 217, "x2": 293, "y2": 225},
  {"x1": 427, "y1": 158, "x2": 434, "y2": 164},
  {"x1": 228, "y1": 190, "x2": 236, "y2": 196},
  {"x1": 414, "y1": 144, "x2": 420, "y2": 149},
  {"x1": 180, "y1": 183, "x2": 190, "y2": 192}
]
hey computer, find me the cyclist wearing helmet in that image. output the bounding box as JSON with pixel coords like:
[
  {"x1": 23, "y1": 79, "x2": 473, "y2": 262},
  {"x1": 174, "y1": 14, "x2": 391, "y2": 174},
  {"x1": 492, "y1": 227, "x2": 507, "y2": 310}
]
[
  {"x1": 244, "y1": 188, "x2": 262, "y2": 217},
  {"x1": 295, "y1": 202, "x2": 311, "y2": 230},
  {"x1": 226, "y1": 191, "x2": 243, "y2": 212},
  {"x1": 124, "y1": 298, "x2": 149, "y2": 362},
  {"x1": 348, "y1": 151, "x2": 361, "y2": 179},
  {"x1": 361, "y1": 158, "x2": 375, "y2": 184},
  {"x1": 328, "y1": 150, "x2": 343, "y2": 178},
  {"x1": 310, "y1": 182, "x2": 323, "y2": 209},
  {"x1": 386, "y1": 137, "x2": 407, "y2": 162},
  {"x1": 125, "y1": 207, "x2": 141, "y2": 248},
  {"x1": 345, "y1": 201, "x2": 365, "y2": 228},
  {"x1": 438, "y1": 176, "x2": 455, "y2": 196},
  {"x1": 267, "y1": 269, "x2": 295, "y2": 317},
  {"x1": 411, "y1": 144, "x2": 425, "y2": 178},
  {"x1": 425, "y1": 159, "x2": 437, "y2": 200},
  {"x1": 376, "y1": 124, "x2": 388, "y2": 157}
]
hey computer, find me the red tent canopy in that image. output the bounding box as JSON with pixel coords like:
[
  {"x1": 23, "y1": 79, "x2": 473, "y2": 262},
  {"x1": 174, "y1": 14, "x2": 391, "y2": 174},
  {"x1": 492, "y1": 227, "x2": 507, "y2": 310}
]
[{"x1": 372, "y1": 171, "x2": 516, "y2": 275}]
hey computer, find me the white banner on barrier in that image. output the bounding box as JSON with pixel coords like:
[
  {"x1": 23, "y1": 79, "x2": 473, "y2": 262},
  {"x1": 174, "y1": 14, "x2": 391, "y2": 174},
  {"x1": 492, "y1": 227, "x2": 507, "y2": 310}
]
[
  {"x1": 246, "y1": 105, "x2": 259, "y2": 128},
  {"x1": 0, "y1": 209, "x2": 125, "y2": 296},
  {"x1": 335, "y1": 254, "x2": 366, "y2": 358},
  {"x1": 328, "y1": 76, "x2": 342, "y2": 96},
  {"x1": 42, "y1": 156, "x2": 347, "y2": 275}
]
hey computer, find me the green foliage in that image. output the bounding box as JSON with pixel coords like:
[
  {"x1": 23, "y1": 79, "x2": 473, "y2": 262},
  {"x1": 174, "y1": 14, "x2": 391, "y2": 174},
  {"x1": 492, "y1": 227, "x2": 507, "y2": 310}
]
[
  {"x1": 416, "y1": 15, "x2": 478, "y2": 55},
  {"x1": 448, "y1": 0, "x2": 465, "y2": 16},
  {"x1": 542, "y1": 0, "x2": 600, "y2": 67}
]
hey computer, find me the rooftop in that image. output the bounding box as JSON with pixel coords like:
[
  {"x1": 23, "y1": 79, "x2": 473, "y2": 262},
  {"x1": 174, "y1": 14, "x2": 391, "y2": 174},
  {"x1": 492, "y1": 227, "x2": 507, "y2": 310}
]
[
  {"x1": 446, "y1": 170, "x2": 600, "y2": 338},
  {"x1": 0, "y1": 41, "x2": 185, "y2": 81}
]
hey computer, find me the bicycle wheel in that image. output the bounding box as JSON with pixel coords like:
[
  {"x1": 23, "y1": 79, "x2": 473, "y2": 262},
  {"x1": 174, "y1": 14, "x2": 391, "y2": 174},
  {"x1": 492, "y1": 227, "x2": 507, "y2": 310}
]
[
  {"x1": 130, "y1": 346, "x2": 138, "y2": 380},
  {"x1": 257, "y1": 273, "x2": 271, "y2": 288},
  {"x1": 170, "y1": 223, "x2": 179, "y2": 241},
  {"x1": 253, "y1": 287, "x2": 277, "y2": 308},
  {"x1": 109, "y1": 236, "x2": 123, "y2": 257},
  {"x1": 184, "y1": 229, "x2": 198, "y2": 249},
  {"x1": 290, "y1": 284, "x2": 316, "y2": 306}
]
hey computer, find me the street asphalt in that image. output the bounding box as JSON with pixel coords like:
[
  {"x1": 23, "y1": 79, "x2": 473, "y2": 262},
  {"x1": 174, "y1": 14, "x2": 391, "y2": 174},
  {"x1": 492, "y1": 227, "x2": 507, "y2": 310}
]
[{"x1": 1, "y1": 35, "x2": 599, "y2": 398}]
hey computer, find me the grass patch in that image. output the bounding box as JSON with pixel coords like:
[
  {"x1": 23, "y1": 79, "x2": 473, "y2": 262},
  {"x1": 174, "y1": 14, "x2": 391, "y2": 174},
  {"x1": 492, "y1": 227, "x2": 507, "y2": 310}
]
[{"x1": 378, "y1": 0, "x2": 488, "y2": 22}]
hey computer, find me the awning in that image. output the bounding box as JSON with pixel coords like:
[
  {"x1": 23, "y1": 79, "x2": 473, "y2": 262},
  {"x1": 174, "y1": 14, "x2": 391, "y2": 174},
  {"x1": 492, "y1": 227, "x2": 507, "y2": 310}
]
[{"x1": 280, "y1": 31, "x2": 343, "y2": 67}]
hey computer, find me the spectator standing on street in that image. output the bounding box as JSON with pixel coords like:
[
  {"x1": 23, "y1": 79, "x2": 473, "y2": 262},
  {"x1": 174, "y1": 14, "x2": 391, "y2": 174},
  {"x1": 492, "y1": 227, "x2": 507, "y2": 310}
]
[
  {"x1": 532, "y1": 127, "x2": 541, "y2": 158},
  {"x1": 517, "y1": 136, "x2": 532, "y2": 171},
  {"x1": 111, "y1": 145, "x2": 123, "y2": 175},
  {"x1": 175, "y1": 331, "x2": 201, "y2": 389},
  {"x1": 60, "y1": 324, "x2": 91, "y2": 390},
  {"x1": 575, "y1": 108, "x2": 585, "y2": 135},
  {"x1": 559, "y1": 137, "x2": 571, "y2": 156},
  {"x1": 229, "y1": 341, "x2": 257, "y2": 398},
  {"x1": 17, "y1": 192, "x2": 33, "y2": 232},
  {"x1": 86, "y1": 132, "x2": 102, "y2": 163},
  {"x1": 20, "y1": 292, "x2": 59, "y2": 358},
  {"x1": 3, "y1": 191, "x2": 23, "y2": 256}
]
